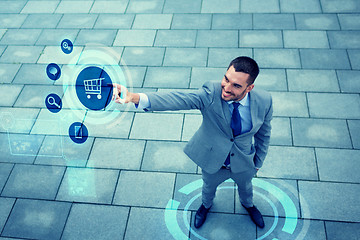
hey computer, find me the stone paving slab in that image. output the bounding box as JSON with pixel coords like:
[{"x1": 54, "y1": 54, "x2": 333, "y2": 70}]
[
  {"x1": 141, "y1": 141, "x2": 197, "y2": 173},
  {"x1": 35, "y1": 135, "x2": 94, "y2": 167},
  {"x1": 163, "y1": 0, "x2": 202, "y2": 13},
  {"x1": 348, "y1": 120, "x2": 360, "y2": 149},
  {"x1": 259, "y1": 146, "x2": 318, "y2": 180},
  {"x1": 0, "y1": 46, "x2": 43, "y2": 64},
  {"x1": 0, "y1": 164, "x2": 13, "y2": 193},
  {"x1": 239, "y1": 30, "x2": 283, "y2": 48},
  {"x1": 2, "y1": 164, "x2": 65, "y2": 200},
  {"x1": 94, "y1": 14, "x2": 134, "y2": 29},
  {"x1": 13, "y1": 85, "x2": 64, "y2": 108},
  {"x1": 270, "y1": 117, "x2": 292, "y2": 145},
  {"x1": 294, "y1": 13, "x2": 340, "y2": 30},
  {"x1": 212, "y1": 13, "x2": 252, "y2": 29},
  {"x1": 62, "y1": 203, "x2": 129, "y2": 240},
  {"x1": 21, "y1": 14, "x2": 62, "y2": 29},
  {"x1": 0, "y1": 14, "x2": 27, "y2": 28},
  {"x1": 190, "y1": 212, "x2": 256, "y2": 239},
  {"x1": 114, "y1": 30, "x2": 156, "y2": 47},
  {"x1": 337, "y1": 70, "x2": 360, "y2": 93},
  {"x1": 255, "y1": 69, "x2": 287, "y2": 91},
  {"x1": 253, "y1": 14, "x2": 295, "y2": 29},
  {"x1": 254, "y1": 48, "x2": 301, "y2": 68},
  {"x1": 155, "y1": 30, "x2": 196, "y2": 47},
  {"x1": 300, "y1": 49, "x2": 351, "y2": 69},
  {"x1": 271, "y1": 91, "x2": 309, "y2": 117},
  {"x1": 124, "y1": 207, "x2": 190, "y2": 240},
  {"x1": 126, "y1": 0, "x2": 164, "y2": 14},
  {"x1": 283, "y1": 30, "x2": 329, "y2": 48},
  {"x1": 36, "y1": 29, "x2": 79, "y2": 46},
  {"x1": 12, "y1": 64, "x2": 52, "y2": 85},
  {"x1": 299, "y1": 181, "x2": 360, "y2": 222},
  {"x1": 130, "y1": 112, "x2": 184, "y2": 141},
  {"x1": 280, "y1": 0, "x2": 322, "y2": 13},
  {"x1": 164, "y1": 48, "x2": 208, "y2": 67},
  {"x1": 316, "y1": 148, "x2": 360, "y2": 183},
  {"x1": 338, "y1": 14, "x2": 360, "y2": 30},
  {"x1": 259, "y1": 218, "x2": 326, "y2": 240},
  {"x1": 241, "y1": 0, "x2": 280, "y2": 13},
  {"x1": 292, "y1": 118, "x2": 352, "y2": 148},
  {"x1": 0, "y1": 133, "x2": 39, "y2": 164},
  {"x1": 0, "y1": 107, "x2": 40, "y2": 134},
  {"x1": 171, "y1": 14, "x2": 211, "y2": 29},
  {"x1": 348, "y1": 50, "x2": 360, "y2": 70},
  {"x1": 21, "y1": 0, "x2": 59, "y2": 14},
  {"x1": 113, "y1": 170, "x2": 175, "y2": 208},
  {"x1": 0, "y1": 1, "x2": 26, "y2": 14},
  {"x1": 144, "y1": 66, "x2": 191, "y2": 88},
  {"x1": 307, "y1": 93, "x2": 360, "y2": 119},
  {"x1": 0, "y1": 198, "x2": 15, "y2": 233},
  {"x1": 325, "y1": 221, "x2": 360, "y2": 240},
  {"x1": 56, "y1": 167, "x2": 119, "y2": 204},
  {"x1": 2, "y1": 199, "x2": 71, "y2": 240},
  {"x1": 88, "y1": 138, "x2": 145, "y2": 170},
  {"x1": 287, "y1": 69, "x2": 339, "y2": 92}
]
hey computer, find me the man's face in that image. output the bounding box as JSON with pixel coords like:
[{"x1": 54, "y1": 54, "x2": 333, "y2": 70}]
[{"x1": 221, "y1": 65, "x2": 254, "y2": 102}]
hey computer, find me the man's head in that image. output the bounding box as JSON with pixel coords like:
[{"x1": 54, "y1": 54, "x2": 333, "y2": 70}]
[{"x1": 221, "y1": 56, "x2": 259, "y2": 102}]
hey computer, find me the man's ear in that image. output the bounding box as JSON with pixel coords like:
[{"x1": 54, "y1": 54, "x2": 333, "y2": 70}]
[{"x1": 247, "y1": 84, "x2": 255, "y2": 92}]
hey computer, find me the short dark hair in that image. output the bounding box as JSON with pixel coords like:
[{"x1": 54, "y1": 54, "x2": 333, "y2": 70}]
[{"x1": 227, "y1": 56, "x2": 259, "y2": 85}]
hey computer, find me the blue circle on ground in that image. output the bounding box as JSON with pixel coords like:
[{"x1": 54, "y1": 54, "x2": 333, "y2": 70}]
[
  {"x1": 46, "y1": 63, "x2": 61, "y2": 81},
  {"x1": 45, "y1": 93, "x2": 62, "y2": 113},
  {"x1": 75, "y1": 66, "x2": 113, "y2": 111},
  {"x1": 61, "y1": 39, "x2": 73, "y2": 54},
  {"x1": 69, "y1": 122, "x2": 88, "y2": 144}
]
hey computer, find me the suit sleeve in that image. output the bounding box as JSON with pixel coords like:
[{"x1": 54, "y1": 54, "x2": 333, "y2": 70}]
[
  {"x1": 253, "y1": 95, "x2": 273, "y2": 168},
  {"x1": 144, "y1": 81, "x2": 216, "y2": 111}
]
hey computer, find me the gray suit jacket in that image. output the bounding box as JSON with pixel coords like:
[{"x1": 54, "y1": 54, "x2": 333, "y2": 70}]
[{"x1": 145, "y1": 81, "x2": 273, "y2": 174}]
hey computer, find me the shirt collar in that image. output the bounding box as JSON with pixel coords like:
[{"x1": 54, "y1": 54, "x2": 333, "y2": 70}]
[{"x1": 227, "y1": 93, "x2": 249, "y2": 106}]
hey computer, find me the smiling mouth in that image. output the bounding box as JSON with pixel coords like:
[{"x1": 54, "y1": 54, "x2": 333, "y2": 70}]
[{"x1": 222, "y1": 90, "x2": 232, "y2": 98}]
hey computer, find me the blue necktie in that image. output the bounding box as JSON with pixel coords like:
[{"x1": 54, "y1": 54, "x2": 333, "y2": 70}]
[
  {"x1": 231, "y1": 102, "x2": 242, "y2": 137},
  {"x1": 224, "y1": 102, "x2": 242, "y2": 166}
]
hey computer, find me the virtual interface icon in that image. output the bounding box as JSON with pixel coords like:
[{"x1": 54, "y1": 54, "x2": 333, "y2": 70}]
[
  {"x1": 61, "y1": 39, "x2": 73, "y2": 54},
  {"x1": 69, "y1": 122, "x2": 88, "y2": 144},
  {"x1": 75, "y1": 66, "x2": 113, "y2": 111},
  {"x1": 45, "y1": 93, "x2": 62, "y2": 113},
  {"x1": 84, "y1": 77, "x2": 104, "y2": 99},
  {"x1": 46, "y1": 63, "x2": 61, "y2": 81}
]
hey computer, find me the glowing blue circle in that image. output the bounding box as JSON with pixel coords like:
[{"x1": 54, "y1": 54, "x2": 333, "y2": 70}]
[
  {"x1": 75, "y1": 66, "x2": 113, "y2": 111},
  {"x1": 45, "y1": 93, "x2": 62, "y2": 113},
  {"x1": 61, "y1": 39, "x2": 73, "y2": 54},
  {"x1": 68, "y1": 122, "x2": 88, "y2": 144},
  {"x1": 164, "y1": 178, "x2": 300, "y2": 240},
  {"x1": 46, "y1": 63, "x2": 61, "y2": 81}
]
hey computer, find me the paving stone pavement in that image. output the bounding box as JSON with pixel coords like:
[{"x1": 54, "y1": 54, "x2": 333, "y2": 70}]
[{"x1": 0, "y1": 0, "x2": 359, "y2": 239}]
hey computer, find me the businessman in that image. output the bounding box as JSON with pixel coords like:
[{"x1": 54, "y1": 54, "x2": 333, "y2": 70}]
[{"x1": 112, "y1": 56, "x2": 273, "y2": 229}]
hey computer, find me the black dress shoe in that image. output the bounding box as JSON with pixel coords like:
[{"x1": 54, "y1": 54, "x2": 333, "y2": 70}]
[
  {"x1": 194, "y1": 204, "x2": 210, "y2": 228},
  {"x1": 242, "y1": 204, "x2": 265, "y2": 228}
]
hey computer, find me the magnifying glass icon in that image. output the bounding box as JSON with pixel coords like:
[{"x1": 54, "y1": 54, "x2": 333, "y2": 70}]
[{"x1": 47, "y1": 96, "x2": 61, "y2": 108}]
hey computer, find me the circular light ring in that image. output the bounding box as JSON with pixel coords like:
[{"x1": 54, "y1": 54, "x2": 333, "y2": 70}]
[
  {"x1": 61, "y1": 44, "x2": 133, "y2": 125},
  {"x1": 165, "y1": 178, "x2": 311, "y2": 240}
]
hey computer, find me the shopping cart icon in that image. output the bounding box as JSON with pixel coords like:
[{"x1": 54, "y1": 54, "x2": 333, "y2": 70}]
[{"x1": 84, "y1": 77, "x2": 104, "y2": 100}]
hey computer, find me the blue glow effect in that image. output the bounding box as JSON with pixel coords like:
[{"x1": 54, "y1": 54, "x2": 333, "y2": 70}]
[
  {"x1": 253, "y1": 179, "x2": 298, "y2": 234},
  {"x1": 165, "y1": 200, "x2": 188, "y2": 240},
  {"x1": 165, "y1": 178, "x2": 301, "y2": 240}
]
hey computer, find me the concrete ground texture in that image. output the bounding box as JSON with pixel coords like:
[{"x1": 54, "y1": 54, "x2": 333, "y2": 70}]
[{"x1": 0, "y1": 0, "x2": 360, "y2": 239}]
